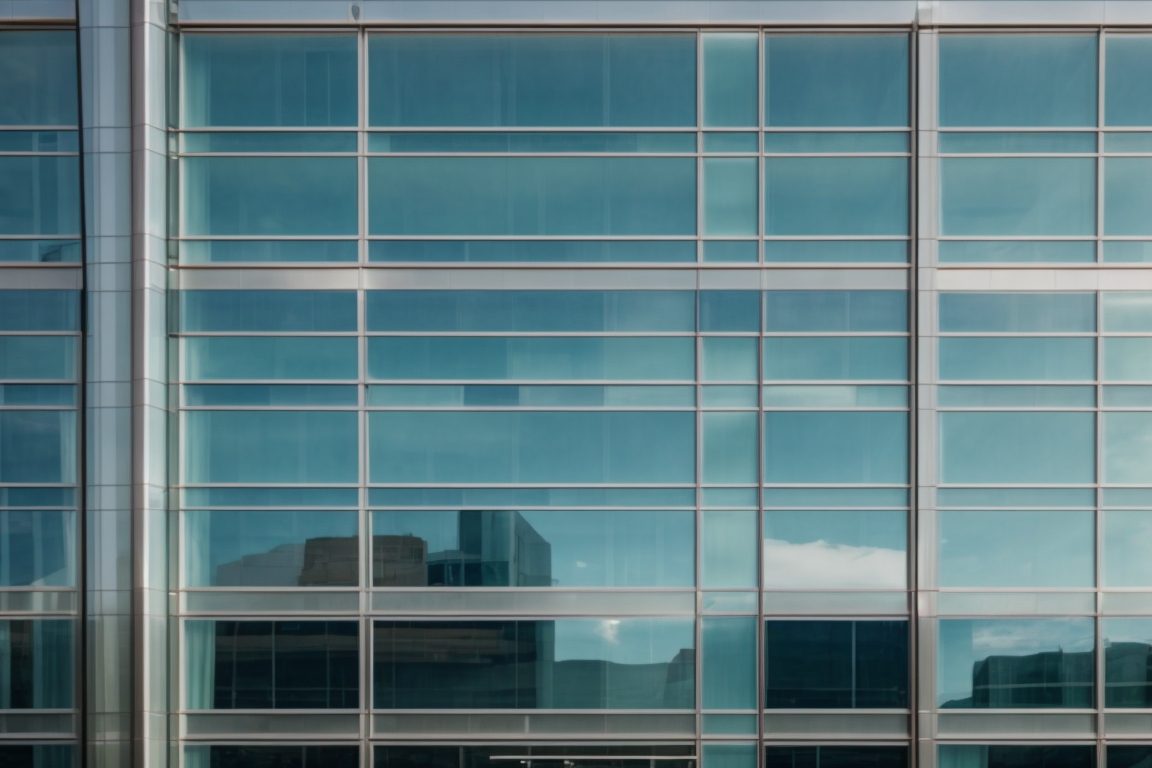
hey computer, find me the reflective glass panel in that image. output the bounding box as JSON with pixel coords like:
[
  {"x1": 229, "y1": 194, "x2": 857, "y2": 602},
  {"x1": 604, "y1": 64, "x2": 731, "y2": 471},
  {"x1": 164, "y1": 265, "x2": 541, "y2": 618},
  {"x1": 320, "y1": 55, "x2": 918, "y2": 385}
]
[
  {"x1": 1104, "y1": 413, "x2": 1152, "y2": 484},
  {"x1": 0, "y1": 337, "x2": 76, "y2": 380},
  {"x1": 704, "y1": 158, "x2": 757, "y2": 236},
  {"x1": 939, "y1": 338, "x2": 1095, "y2": 381},
  {"x1": 180, "y1": 291, "x2": 356, "y2": 332},
  {"x1": 374, "y1": 618, "x2": 694, "y2": 709},
  {"x1": 1104, "y1": 339, "x2": 1152, "y2": 381},
  {"x1": 184, "y1": 337, "x2": 358, "y2": 381},
  {"x1": 372, "y1": 509, "x2": 693, "y2": 588},
  {"x1": 0, "y1": 511, "x2": 74, "y2": 587},
  {"x1": 940, "y1": 293, "x2": 1095, "y2": 332},
  {"x1": 0, "y1": 292, "x2": 77, "y2": 331},
  {"x1": 0, "y1": 412, "x2": 76, "y2": 483},
  {"x1": 764, "y1": 412, "x2": 908, "y2": 483},
  {"x1": 938, "y1": 618, "x2": 1094, "y2": 708},
  {"x1": 939, "y1": 412, "x2": 1095, "y2": 484},
  {"x1": 764, "y1": 620, "x2": 908, "y2": 708},
  {"x1": 939, "y1": 510, "x2": 1093, "y2": 587},
  {"x1": 765, "y1": 158, "x2": 907, "y2": 235},
  {"x1": 702, "y1": 510, "x2": 758, "y2": 588},
  {"x1": 375, "y1": 745, "x2": 694, "y2": 768},
  {"x1": 766, "y1": 747, "x2": 908, "y2": 768},
  {"x1": 764, "y1": 510, "x2": 906, "y2": 588},
  {"x1": 766, "y1": 291, "x2": 907, "y2": 332},
  {"x1": 703, "y1": 617, "x2": 756, "y2": 709},
  {"x1": 1106, "y1": 158, "x2": 1152, "y2": 235},
  {"x1": 0, "y1": 31, "x2": 77, "y2": 126},
  {"x1": 0, "y1": 157, "x2": 80, "y2": 235},
  {"x1": 1105, "y1": 618, "x2": 1152, "y2": 707},
  {"x1": 1104, "y1": 511, "x2": 1152, "y2": 587},
  {"x1": 0, "y1": 745, "x2": 74, "y2": 768},
  {"x1": 941, "y1": 158, "x2": 1096, "y2": 235},
  {"x1": 1106, "y1": 36, "x2": 1152, "y2": 126},
  {"x1": 704, "y1": 34, "x2": 758, "y2": 127},
  {"x1": 0, "y1": 620, "x2": 73, "y2": 708},
  {"x1": 1103, "y1": 293, "x2": 1152, "y2": 332},
  {"x1": 763, "y1": 338, "x2": 908, "y2": 381},
  {"x1": 187, "y1": 745, "x2": 359, "y2": 768},
  {"x1": 939, "y1": 746, "x2": 1094, "y2": 768}
]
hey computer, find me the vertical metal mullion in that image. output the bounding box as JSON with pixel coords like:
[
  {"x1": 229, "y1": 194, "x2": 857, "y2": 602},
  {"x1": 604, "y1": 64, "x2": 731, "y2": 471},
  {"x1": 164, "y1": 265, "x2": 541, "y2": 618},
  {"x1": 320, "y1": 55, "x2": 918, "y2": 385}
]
[
  {"x1": 1097, "y1": 28, "x2": 1106, "y2": 266},
  {"x1": 357, "y1": 25, "x2": 370, "y2": 768},
  {"x1": 907, "y1": 23, "x2": 920, "y2": 768},
  {"x1": 756, "y1": 28, "x2": 767, "y2": 768},
  {"x1": 693, "y1": 28, "x2": 705, "y2": 763}
]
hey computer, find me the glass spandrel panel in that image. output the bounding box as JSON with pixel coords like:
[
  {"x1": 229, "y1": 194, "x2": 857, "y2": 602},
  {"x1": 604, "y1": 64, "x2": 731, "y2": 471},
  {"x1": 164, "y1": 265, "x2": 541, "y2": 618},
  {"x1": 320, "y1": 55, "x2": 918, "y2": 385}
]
[
  {"x1": 0, "y1": 31, "x2": 77, "y2": 126},
  {"x1": 703, "y1": 617, "x2": 756, "y2": 709},
  {"x1": 1104, "y1": 339, "x2": 1152, "y2": 381},
  {"x1": 0, "y1": 510, "x2": 74, "y2": 587},
  {"x1": 938, "y1": 618, "x2": 1094, "y2": 708},
  {"x1": 368, "y1": 34, "x2": 696, "y2": 127},
  {"x1": 766, "y1": 291, "x2": 907, "y2": 331},
  {"x1": 369, "y1": 157, "x2": 695, "y2": 236},
  {"x1": 188, "y1": 746, "x2": 359, "y2": 768},
  {"x1": 367, "y1": 291, "x2": 695, "y2": 332},
  {"x1": 184, "y1": 411, "x2": 358, "y2": 484},
  {"x1": 184, "y1": 337, "x2": 358, "y2": 381},
  {"x1": 0, "y1": 337, "x2": 75, "y2": 380},
  {"x1": 702, "y1": 412, "x2": 757, "y2": 484},
  {"x1": 941, "y1": 158, "x2": 1095, "y2": 235},
  {"x1": 704, "y1": 34, "x2": 758, "y2": 127},
  {"x1": 372, "y1": 618, "x2": 695, "y2": 708},
  {"x1": 702, "y1": 510, "x2": 757, "y2": 588},
  {"x1": 940, "y1": 746, "x2": 1094, "y2": 768},
  {"x1": 940, "y1": 293, "x2": 1096, "y2": 332},
  {"x1": 704, "y1": 158, "x2": 757, "y2": 237},
  {"x1": 0, "y1": 412, "x2": 75, "y2": 483},
  {"x1": 180, "y1": 291, "x2": 356, "y2": 332},
  {"x1": 763, "y1": 338, "x2": 907, "y2": 381},
  {"x1": 369, "y1": 411, "x2": 694, "y2": 484},
  {"x1": 940, "y1": 412, "x2": 1095, "y2": 484},
  {"x1": 1105, "y1": 158, "x2": 1152, "y2": 235},
  {"x1": 1106, "y1": 37, "x2": 1152, "y2": 126},
  {"x1": 185, "y1": 620, "x2": 358, "y2": 709},
  {"x1": 372, "y1": 509, "x2": 694, "y2": 588},
  {"x1": 1104, "y1": 412, "x2": 1152, "y2": 484},
  {"x1": 0, "y1": 620, "x2": 73, "y2": 708},
  {"x1": 1105, "y1": 511, "x2": 1152, "y2": 586},
  {"x1": 367, "y1": 337, "x2": 694, "y2": 381},
  {"x1": 939, "y1": 34, "x2": 1097, "y2": 127},
  {"x1": 765, "y1": 158, "x2": 907, "y2": 235},
  {"x1": 183, "y1": 34, "x2": 357, "y2": 127},
  {"x1": 939, "y1": 510, "x2": 1093, "y2": 587},
  {"x1": 184, "y1": 510, "x2": 359, "y2": 587},
  {"x1": 764, "y1": 412, "x2": 908, "y2": 484},
  {"x1": 0, "y1": 157, "x2": 80, "y2": 235},
  {"x1": 764, "y1": 620, "x2": 908, "y2": 708},
  {"x1": 764, "y1": 34, "x2": 909, "y2": 126},
  {"x1": 183, "y1": 157, "x2": 357, "y2": 236},
  {"x1": 939, "y1": 338, "x2": 1095, "y2": 381},
  {"x1": 764, "y1": 509, "x2": 906, "y2": 588},
  {"x1": 767, "y1": 748, "x2": 907, "y2": 768}
]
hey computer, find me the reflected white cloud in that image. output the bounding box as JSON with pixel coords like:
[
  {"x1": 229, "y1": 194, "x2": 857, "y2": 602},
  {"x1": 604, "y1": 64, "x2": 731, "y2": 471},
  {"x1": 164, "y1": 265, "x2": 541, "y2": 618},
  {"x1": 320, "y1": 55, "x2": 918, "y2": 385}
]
[{"x1": 763, "y1": 538, "x2": 904, "y2": 588}]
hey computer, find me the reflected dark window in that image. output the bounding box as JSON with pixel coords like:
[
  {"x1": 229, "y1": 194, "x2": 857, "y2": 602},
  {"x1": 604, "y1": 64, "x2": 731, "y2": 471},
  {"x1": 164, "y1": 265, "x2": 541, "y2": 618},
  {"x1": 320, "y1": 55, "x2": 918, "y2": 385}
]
[
  {"x1": 0, "y1": 745, "x2": 73, "y2": 768},
  {"x1": 190, "y1": 745, "x2": 359, "y2": 768},
  {"x1": 764, "y1": 620, "x2": 908, "y2": 708},
  {"x1": 0, "y1": 620, "x2": 73, "y2": 708},
  {"x1": 938, "y1": 745, "x2": 1094, "y2": 768},
  {"x1": 374, "y1": 744, "x2": 695, "y2": 768},
  {"x1": 1108, "y1": 746, "x2": 1152, "y2": 768},
  {"x1": 1105, "y1": 618, "x2": 1152, "y2": 707},
  {"x1": 373, "y1": 619, "x2": 694, "y2": 709},
  {"x1": 765, "y1": 746, "x2": 907, "y2": 768}
]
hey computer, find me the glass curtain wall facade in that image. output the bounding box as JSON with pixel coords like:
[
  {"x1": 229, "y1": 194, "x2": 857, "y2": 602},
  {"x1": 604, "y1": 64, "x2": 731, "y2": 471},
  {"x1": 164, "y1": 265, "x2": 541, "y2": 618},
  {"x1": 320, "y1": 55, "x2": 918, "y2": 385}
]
[{"x1": 12, "y1": 1, "x2": 1152, "y2": 767}]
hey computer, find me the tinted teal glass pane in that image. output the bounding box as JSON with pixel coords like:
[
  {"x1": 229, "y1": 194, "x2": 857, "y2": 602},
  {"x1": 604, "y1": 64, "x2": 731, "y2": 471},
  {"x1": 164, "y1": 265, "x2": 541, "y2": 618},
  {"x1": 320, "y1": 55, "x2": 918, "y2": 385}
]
[
  {"x1": 372, "y1": 509, "x2": 694, "y2": 588},
  {"x1": 765, "y1": 157, "x2": 906, "y2": 235},
  {"x1": 1104, "y1": 413, "x2": 1152, "y2": 483},
  {"x1": 0, "y1": 157, "x2": 79, "y2": 235},
  {"x1": 367, "y1": 337, "x2": 693, "y2": 381},
  {"x1": 0, "y1": 510, "x2": 74, "y2": 587},
  {"x1": 704, "y1": 241, "x2": 757, "y2": 263},
  {"x1": 763, "y1": 488, "x2": 908, "y2": 507},
  {"x1": 940, "y1": 294, "x2": 1092, "y2": 331},
  {"x1": 1106, "y1": 37, "x2": 1152, "y2": 126},
  {"x1": 764, "y1": 240, "x2": 908, "y2": 263},
  {"x1": 763, "y1": 338, "x2": 907, "y2": 381},
  {"x1": 766, "y1": 291, "x2": 907, "y2": 331},
  {"x1": 764, "y1": 412, "x2": 908, "y2": 483},
  {"x1": 941, "y1": 158, "x2": 1095, "y2": 235},
  {"x1": 369, "y1": 34, "x2": 696, "y2": 127},
  {"x1": 184, "y1": 411, "x2": 358, "y2": 483},
  {"x1": 939, "y1": 132, "x2": 1096, "y2": 153},
  {"x1": 0, "y1": 620, "x2": 72, "y2": 708},
  {"x1": 939, "y1": 510, "x2": 1093, "y2": 587},
  {"x1": 373, "y1": 618, "x2": 694, "y2": 708},
  {"x1": 1105, "y1": 618, "x2": 1152, "y2": 707},
  {"x1": 1103, "y1": 386, "x2": 1152, "y2": 406},
  {"x1": 703, "y1": 617, "x2": 756, "y2": 708},
  {"x1": 0, "y1": 239, "x2": 80, "y2": 263},
  {"x1": 1105, "y1": 158, "x2": 1152, "y2": 235},
  {"x1": 704, "y1": 158, "x2": 757, "y2": 237},
  {"x1": 370, "y1": 487, "x2": 694, "y2": 509},
  {"x1": 939, "y1": 35, "x2": 1097, "y2": 127},
  {"x1": 940, "y1": 412, "x2": 1095, "y2": 484},
  {"x1": 764, "y1": 34, "x2": 908, "y2": 126},
  {"x1": 1105, "y1": 242, "x2": 1152, "y2": 262},
  {"x1": 763, "y1": 132, "x2": 909, "y2": 153},
  {"x1": 0, "y1": 337, "x2": 75, "y2": 380},
  {"x1": 369, "y1": 157, "x2": 695, "y2": 236},
  {"x1": 185, "y1": 510, "x2": 358, "y2": 587},
  {"x1": 704, "y1": 34, "x2": 758, "y2": 127},
  {"x1": 938, "y1": 487, "x2": 1096, "y2": 508},
  {"x1": 1104, "y1": 512, "x2": 1152, "y2": 586},
  {"x1": 0, "y1": 412, "x2": 75, "y2": 483},
  {"x1": 369, "y1": 412, "x2": 694, "y2": 484},
  {"x1": 939, "y1": 385, "x2": 1095, "y2": 408},
  {"x1": 764, "y1": 509, "x2": 905, "y2": 588},
  {"x1": 939, "y1": 241, "x2": 1096, "y2": 264},
  {"x1": 367, "y1": 291, "x2": 694, "y2": 332},
  {"x1": 0, "y1": 745, "x2": 73, "y2": 767},
  {"x1": 701, "y1": 291, "x2": 760, "y2": 332},
  {"x1": 704, "y1": 744, "x2": 757, "y2": 766},
  {"x1": 1103, "y1": 293, "x2": 1152, "y2": 331},
  {"x1": 762, "y1": 385, "x2": 907, "y2": 408},
  {"x1": 184, "y1": 157, "x2": 357, "y2": 235},
  {"x1": 180, "y1": 291, "x2": 356, "y2": 332},
  {"x1": 938, "y1": 619, "x2": 1093, "y2": 707},
  {"x1": 0, "y1": 130, "x2": 77, "y2": 152},
  {"x1": 369, "y1": 131, "x2": 695, "y2": 154},
  {"x1": 0, "y1": 384, "x2": 75, "y2": 406},
  {"x1": 770, "y1": 748, "x2": 907, "y2": 768},
  {"x1": 194, "y1": 746, "x2": 357, "y2": 768},
  {"x1": 704, "y1": 133, "x2": 759, "y2": 152},
  {"x1": 703, "y1": 338, "x2": 758, "y2": 382},
  {"x1": 185, "y1": 487, "x2": 358, "y2": 508},
  {"x1": 183, "y1": 34, "x2": 357, "y2": 127},
  {"x1": 1103, "y1": 339, "x2": 1152, "y2": 381},
  {"x1": 702, "y1": 510, "x2": 757, "y2": 587},
  {"x1": 181, "y1": 240, "x2": 357, "y2": 264},
  {"x1": 183, "y1": 132, "x2": 358, "y2": 153},
  {"x1": 1103, "y1": 132, "x2": 1152, "y2": 152},
  {"x1": 939, "y1": 338, "x2": 1095, "y2": 381},
  {"x1": 703, "y1": 412, "x2": 757, "y2": 484},
  {"x1": 369, "y1": 384, "x2": 694, "y2": 408},
  {"x1": 184, "y1": 337, "x2": 358, "y2": 381},
  {"x1": 941, "y1": 746, "x2": 1093, "y2": 768},
  {"x1": 185, "y1": 385, "x2": 356, "y2": 406},
  {"x1": 370, "y1": 240, "x2": 696, "y2": 264},
  {"x1": 0, "y1": 31, "x2": 77, "y2": 125}
]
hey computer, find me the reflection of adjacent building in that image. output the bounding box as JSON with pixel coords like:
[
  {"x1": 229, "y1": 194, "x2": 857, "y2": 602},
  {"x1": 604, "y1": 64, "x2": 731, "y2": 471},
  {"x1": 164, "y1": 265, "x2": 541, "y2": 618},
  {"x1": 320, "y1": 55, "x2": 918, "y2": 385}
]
[
  {"x1": 1105, "y1": 641, "x2": 1152, "y2": 707},
  {"x1": 943, "y1": 649, "x2": 1094, "y2": 708}
]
